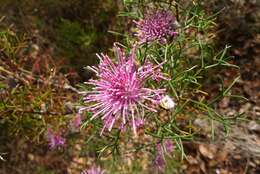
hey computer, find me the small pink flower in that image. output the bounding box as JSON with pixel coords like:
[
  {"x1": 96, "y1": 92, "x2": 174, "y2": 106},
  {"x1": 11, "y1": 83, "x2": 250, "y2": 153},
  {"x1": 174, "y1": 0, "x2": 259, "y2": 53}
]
[
  {"x1": 80, "y1": 43, "x2": 168, "y2": 135},
  {"x1": 71, "y1": 113, "x2": 82, "y2": 128},
  {"x1": 134, "y1": 10, "x2": 177, "y2": 44},
  {"x1": 139, "y1": 60, "x2": 170, "y2": 82},
  {"x1": 154, "y1": 139, "x2": 174, "y2": 171},
  {"x1": 81, "y1": 166, "x2": 106, "y2": 174},
  {"x1": 47, "y1": 128, "x2": 65, "y2": 149}
]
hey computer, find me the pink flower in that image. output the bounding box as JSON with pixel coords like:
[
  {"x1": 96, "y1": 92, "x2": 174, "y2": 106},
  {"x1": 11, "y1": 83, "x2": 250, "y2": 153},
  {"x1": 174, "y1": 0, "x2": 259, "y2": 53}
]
[
  {"x1": 139, "y1": 60, "x2": 170, "y2": 82},
  {"x1": 134, "y1": 10, "x2": 177, "y2": 44},
  {"x1": 47, "y1": 128, "x2": 65, "y2": 149},
  {"x1": 71, "y1": 113, "x2": 82, "y2": 128},
  {"x1": 154, "y1": 139, "x2": 174, "y2": 171},
  {"x1": 81, "y1": 166, "x2": 106, "y2": 174},
  {"x1": 80, "y1": 43, "x2": 167, "y2": 135}
]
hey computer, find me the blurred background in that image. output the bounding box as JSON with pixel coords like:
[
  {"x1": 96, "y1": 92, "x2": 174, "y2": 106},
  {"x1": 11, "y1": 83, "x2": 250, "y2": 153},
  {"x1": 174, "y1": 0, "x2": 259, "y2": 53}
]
[{"x1": 0, "y1": 0, "x2": 125, "y2": 81}]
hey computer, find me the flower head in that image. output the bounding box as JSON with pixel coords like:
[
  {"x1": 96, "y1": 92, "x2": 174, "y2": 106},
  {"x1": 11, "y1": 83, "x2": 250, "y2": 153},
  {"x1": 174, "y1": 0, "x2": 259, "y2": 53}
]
[
  {"x1": 47, "y1": 128, "x2": 65, "y2": 149},
  {"x1": 81, "y1": 166, "x2": 105, "y2": 174},
  {"x1": 80, "y1": 44, "x2": 167, "y2": 135},
  {"x1": 154, "y1": 139, "x2": 174, "y2": 171},
  {"x1": 134, "y1": 10, "x2": 177, "y2": 44},
  {"x1": 71, "y1": 113, "x2": 82, "y2": 128}
]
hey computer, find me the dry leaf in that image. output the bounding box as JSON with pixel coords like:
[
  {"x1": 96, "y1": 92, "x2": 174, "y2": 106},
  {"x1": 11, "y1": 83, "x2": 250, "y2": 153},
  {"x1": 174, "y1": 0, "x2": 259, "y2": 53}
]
[{"x1": 199, "y1": 144, "x2": 216, "y2": 159}]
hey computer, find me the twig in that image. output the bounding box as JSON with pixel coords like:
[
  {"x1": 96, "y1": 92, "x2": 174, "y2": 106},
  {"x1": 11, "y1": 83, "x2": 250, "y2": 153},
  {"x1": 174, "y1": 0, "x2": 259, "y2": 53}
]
[
  {"x1": 0, "y1": 108, "x2": 73, "y2": 117},
  {"x1": 0, "y1": 64, "x2": 82, "y2": 94}
]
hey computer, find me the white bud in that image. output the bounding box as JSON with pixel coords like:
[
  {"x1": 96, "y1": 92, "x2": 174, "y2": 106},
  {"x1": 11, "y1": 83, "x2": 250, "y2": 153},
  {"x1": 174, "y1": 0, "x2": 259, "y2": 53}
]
[{"x1": 160, "y1": 95, "x2": 175, "y2": 110}]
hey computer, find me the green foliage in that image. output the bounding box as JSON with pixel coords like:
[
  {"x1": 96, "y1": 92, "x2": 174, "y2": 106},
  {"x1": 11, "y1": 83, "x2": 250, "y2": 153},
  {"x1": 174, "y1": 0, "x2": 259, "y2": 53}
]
[
  {"x1": 0, "y1": 24, "x2": 77, "y2": 141},
  {"x1": 0, "y1": 28, "x2": 25, "y2": 58},
  {"x1": 55, "y1": 19, "x2": 97, "y2": 58},
  {"x1": 79, "y1": 0, "x2": 242, "y2": 173}
]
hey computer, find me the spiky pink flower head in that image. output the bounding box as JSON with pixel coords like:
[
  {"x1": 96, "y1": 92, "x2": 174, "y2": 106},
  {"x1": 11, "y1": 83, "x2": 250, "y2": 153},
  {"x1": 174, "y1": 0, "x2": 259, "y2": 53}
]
[
  {"x1": 80, "y1": 43, "x2": 168, "y2": 135},
  {"x1": 134, "y1": 10, "x2": 177, "y2": 44},
  {"x1": 47, "y1": 128, "x2": 65, "y2": 149},
  {"x1": 81, "y1": 166, "x2": 106, "y2": 174},
  {"x1": 154, "y1": 139, "x2": 174, "y2": 171}
]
